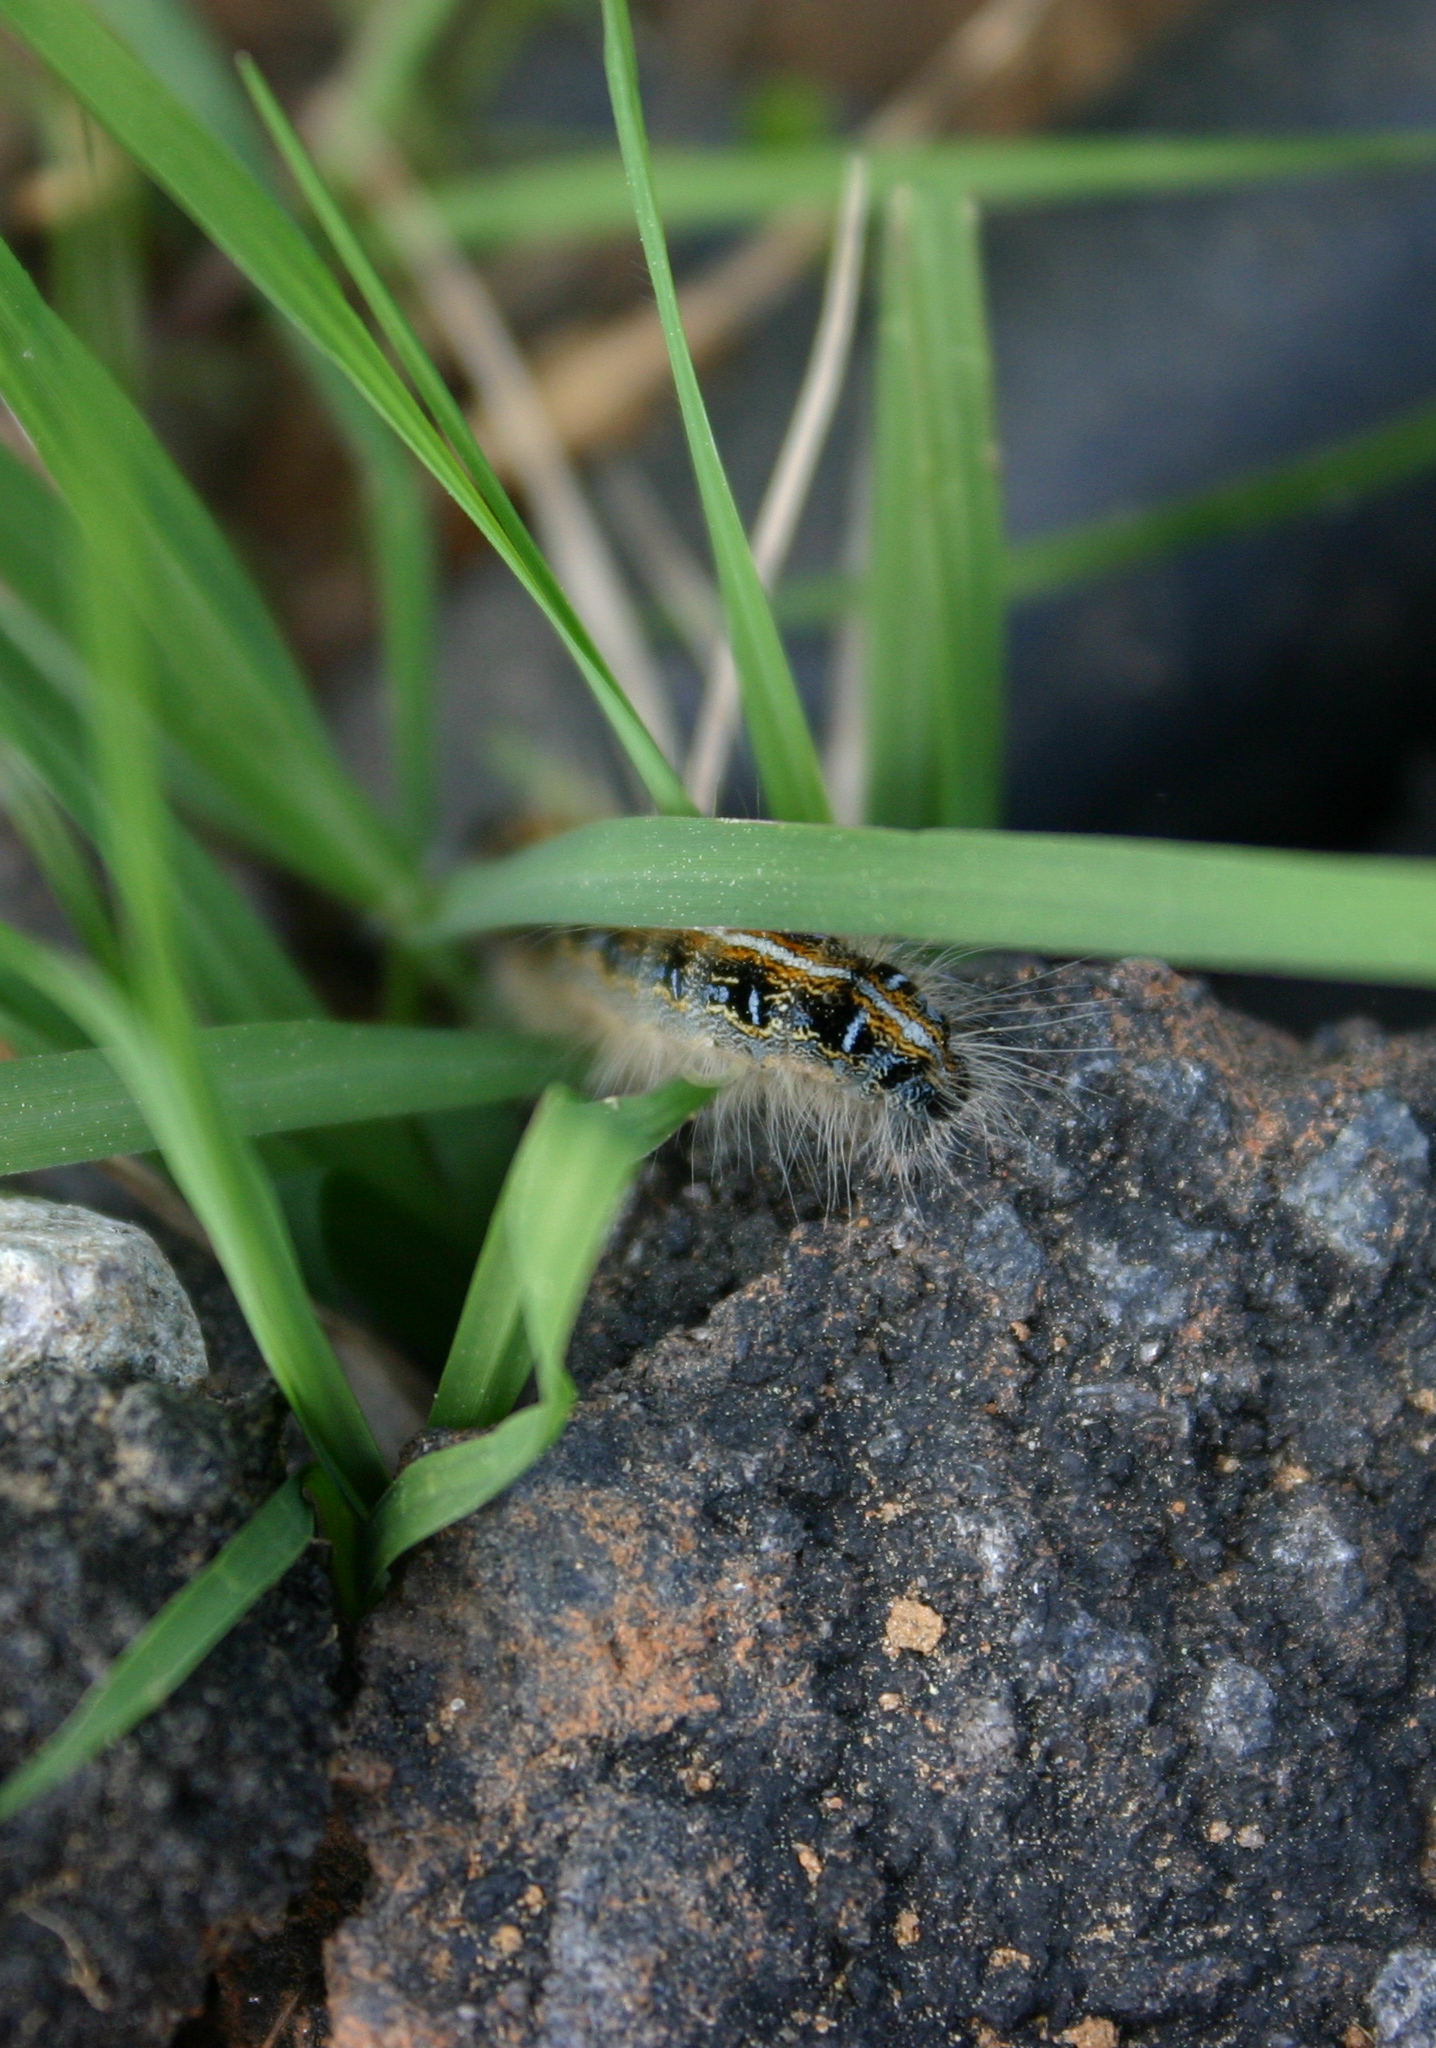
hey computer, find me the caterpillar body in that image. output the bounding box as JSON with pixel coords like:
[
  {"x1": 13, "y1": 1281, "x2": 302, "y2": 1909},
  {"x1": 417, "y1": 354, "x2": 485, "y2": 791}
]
[{"x1": 500, "y1": 926, "x2": 1044, "y2": 1192}]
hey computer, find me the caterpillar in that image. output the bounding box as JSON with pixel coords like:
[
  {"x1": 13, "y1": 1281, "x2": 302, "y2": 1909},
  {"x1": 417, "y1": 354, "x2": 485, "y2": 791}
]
[{"x1": 498, "y1": 926, "x2": 1056, "y2": 1194}]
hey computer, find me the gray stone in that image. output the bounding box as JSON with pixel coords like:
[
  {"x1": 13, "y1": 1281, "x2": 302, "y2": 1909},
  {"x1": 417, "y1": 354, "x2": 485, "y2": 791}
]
[
  {"x1": 963, "y1": 1201, "x2": 1046, "y2": 1321},
  {"x1": 1372, "y1": 1950, "x2": 1436, "y2": 2047},
  {"x1": 1281, "y1": 1091, "x2": 1429, "y2": 1274},
  {"x1": 0, "y1": 1181, "x2": 336, "y2": 2047},
  {"x1": 0, "y1": 1196, "x2": 206, "y2": 1384},
  {"x1": 1200, "y1": 1659, "x2": 1277, "y2": 1763}
]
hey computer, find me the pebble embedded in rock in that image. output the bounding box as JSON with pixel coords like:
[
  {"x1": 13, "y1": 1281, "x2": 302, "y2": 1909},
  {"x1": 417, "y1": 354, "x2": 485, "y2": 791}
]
[
  {"x1": 0, "y1": 1195, "x2": 206, "y2": 1384},
  {"x1": 331, "y1": 962, "x2": 1436, "y2": 2045},
  {"x1": 1371, "y1": 1949, "x2": 1436, "y2": 2047}
]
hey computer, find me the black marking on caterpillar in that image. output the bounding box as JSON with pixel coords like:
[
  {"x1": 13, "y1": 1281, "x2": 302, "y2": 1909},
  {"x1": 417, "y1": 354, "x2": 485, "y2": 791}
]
[{"x1": 499, "y1": 926, "x2": 1069, "y2": 1195}]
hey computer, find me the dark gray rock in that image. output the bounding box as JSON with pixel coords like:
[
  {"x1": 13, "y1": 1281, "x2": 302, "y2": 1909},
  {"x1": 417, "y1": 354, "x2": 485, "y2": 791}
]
[
  {"x1": 0, "y1": 1193, "x2": 336, "y2": 2047},
  {"x1": 330, "y1": 960, "x2": 1436, "y2": 2046}
]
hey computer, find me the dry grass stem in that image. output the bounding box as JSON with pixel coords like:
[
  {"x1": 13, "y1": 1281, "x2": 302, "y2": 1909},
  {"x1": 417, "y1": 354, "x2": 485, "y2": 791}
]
[
  {"x1": 686, "y1": 156, "x2": 870, "y2": 813},
  {"x1": 822, "y1": 440, "x2": 873, "y2": 827},
  {"x1": 506, "y1": 0, "x2": 1063, "y2": 468}
]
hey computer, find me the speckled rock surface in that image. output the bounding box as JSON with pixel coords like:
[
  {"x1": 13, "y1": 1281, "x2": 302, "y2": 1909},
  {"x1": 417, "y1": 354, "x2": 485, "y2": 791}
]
[
  {"x1": 332, "y1": 962, "x2": 1436, "y2": 2048},
  {"x1": 0, "y1": 1188, "x2": 336, "y2": 2047},
  {"x1": 0, "y1": 1194, "x2": 207, "y2": 1384}
]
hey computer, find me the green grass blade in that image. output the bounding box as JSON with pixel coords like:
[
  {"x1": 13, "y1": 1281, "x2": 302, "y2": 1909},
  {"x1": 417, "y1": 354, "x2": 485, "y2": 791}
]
[
  {"x1": 599, "y1": 0, "x2": 830, "y2": 824},
  {"x1": 168, "y1": 836, "x2": 324, "y2": 1025},
  {"x1": 427, "y1": 1193, "x2": 527, "y2": 1429},
  {"x1": 507, "y1": 1080, "x2": 709, "y2": 1375},
  {"x1": 71, "y1": 395, "x2": 390, "y2": 1516},
  {"x1": 324, "y1": 367, "x2": 439, "y2": 851},
  {"x1": 0, "y1": 0, "x2": 690, "y2": 821},
  {"x1": 0, "y1": 756, "x2": 121, "y2": 975},
  {"x1": 0, "y1": 1021, "x2": 573, "y2": 1174},
  {"x1": 431, "y1": 133, "x2": 1436, "y2": 249},
  {"x1": 431, "y1": 815, "x2": 1436, "y2": 989},
  {"x1": 867, "y1": 186, "x2": 1003, "y2": 829},
  {"x1": 235, "y1": 61, "x2": 689, "y2": 820},
  {"x1": 370, "y1": 1077, "x2": 708, "y2": 1596},
  {"x1": 90, "y1": 0, "x2": 272, "y2": 176},
  {"x1": 361, "y1": 1406, "x2": 561, "y2": 1598},
  {"x1": 0, "y1": 439, "x2": 68, "y2": 625},
  {"x1": 0, "y1": 235, "x2": 419, "y2": 914},
  {"x1": 430, "y1": 1076, "x2": 708, "y2": 1429},
  {"x1": 0, "y1": 1474, "x2": 314, "y2": 1824},
  {"x1": 1006, "y1": 394, "x2": 1436, "y2": 600},
  {"x1": 0, "y1": 596, "x2": 322, "y2": 1024},
  {"x1": 0, "y1": 475, "x2": 325, "y2": 1024}
]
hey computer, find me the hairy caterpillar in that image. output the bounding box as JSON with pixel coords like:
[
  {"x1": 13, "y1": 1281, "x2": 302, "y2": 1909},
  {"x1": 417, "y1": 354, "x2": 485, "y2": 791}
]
[{"x1": 499, "y1": 926, "x2": 1056, "y2": 1193}]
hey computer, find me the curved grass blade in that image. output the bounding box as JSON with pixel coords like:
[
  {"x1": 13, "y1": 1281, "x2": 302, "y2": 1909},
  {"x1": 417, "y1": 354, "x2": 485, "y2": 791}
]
[
  {"x1": 430, "y1": 815, "x2": 1436, "y2": 989},
  {"x1": 0, "y1": 1021, "x2": 573, "y2": 1175},
  {"x1": 0, "y1": 1472, "x2": 313, "y2": 1825},
  {"x1": 867, "y1": 185, "x2": 1003, "y2": 829},
  {"x1": 360, "y1": 1406, "x2": 560, "y2": 1603},
  {"x1": 371, "y1": 1078, "x2": 709, "y2": 1597},
  {"x1": 599, "y1": 0, "x2": 830, "y2": 824}
]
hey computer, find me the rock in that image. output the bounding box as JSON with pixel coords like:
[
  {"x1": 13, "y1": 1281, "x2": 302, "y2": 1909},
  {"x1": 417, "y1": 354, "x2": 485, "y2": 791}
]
[
  {"x1": 0, "y1": 1195, "x2": 207, "y2": 1384},
  {"x1": 1372, "y1": 1950, "x2": 1436, "y2": 2047},
  {"x1": 331, "y1": 961, "x2": 1436, "y2": 2046},
  {"x1": 0, "y1": 1184, "x2": 336, "y2": 2047}
]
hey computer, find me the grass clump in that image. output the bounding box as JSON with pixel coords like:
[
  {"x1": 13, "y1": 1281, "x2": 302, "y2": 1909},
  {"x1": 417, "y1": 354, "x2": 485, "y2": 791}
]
[{"x1": 1, "y1": 0, "x2": 1435, "y2": 1819}]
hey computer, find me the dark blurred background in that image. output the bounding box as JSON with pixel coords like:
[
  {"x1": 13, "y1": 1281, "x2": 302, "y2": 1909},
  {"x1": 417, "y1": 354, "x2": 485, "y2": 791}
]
[{"x1": 7, "y1": 0, "x2": 1436, "y2": 1035}]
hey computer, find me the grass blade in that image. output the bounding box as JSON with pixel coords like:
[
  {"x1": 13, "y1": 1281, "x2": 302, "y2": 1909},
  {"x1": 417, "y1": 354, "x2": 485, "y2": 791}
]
[
  {"x1": 0, "y1": 1474, "x2": 314, "y2": 1824},
  {"x1": 0, "y1": 755, "x2": 121, "y2": 974},
  {"x1": 0, "y1": 0, "x2": 689, "y2": 821},
  {"x1": 867, "y1": 185, "x2": 1004, "y2": 828},
  {"x1": 0, "y1": 1021, "x2": 573, "y2": 1175},
  {"x1": 63, "y1": 375, "x2": 389, "y2": 1516},
  {"x1": 1006, "y1": 394, "x2": 1436, "y2": 600},
  {"x1": 430, "y1": 1077, "x2": 708, "y2": 1429},
  {"x1": 0, "y1": 230, "x2": 419, "y2": 914},
  {"x1": 90, "y1": 0, "x2": 272, "y2": 177},
  {"x1": 317, "y1": 357, "x2": 439, "y2": 851},
  {"x1": 432, "y1": 815, "x2": 1436, "y2": 989},
  {"x1": 237, "y1": 62, "x2": 688, "y2": 813},
  {"x1": 370, "y1": 1077, "x2": 708, "y2": 1595},
  {"x1": 598, "y1": 0, "x2": 830, "y2": 824},
  {"x1": 360, "y1": 1407, "x2": 560, "y2": 1599},
  {"x1": 431, "y1": 133, "x2": 1436, "y2": 250}
]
